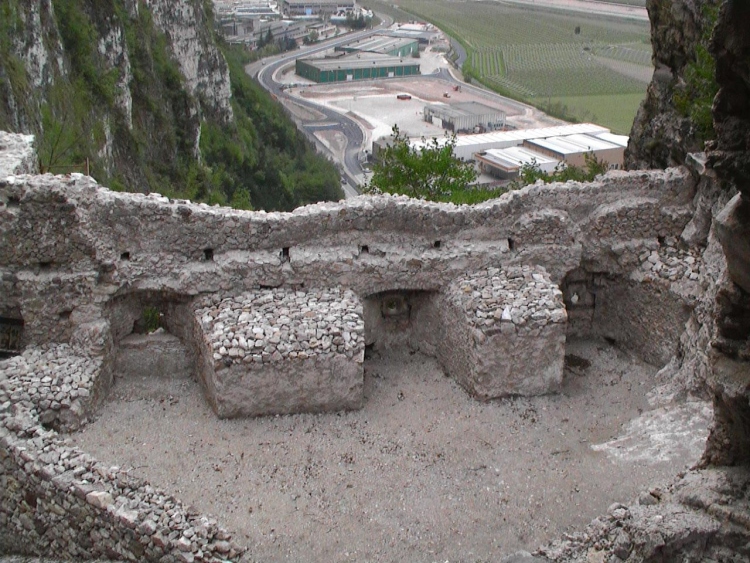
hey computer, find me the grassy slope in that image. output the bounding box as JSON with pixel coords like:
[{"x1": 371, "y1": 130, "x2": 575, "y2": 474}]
[{"x1": 549, "y1": 92, "x2": 648, "y2": 133}]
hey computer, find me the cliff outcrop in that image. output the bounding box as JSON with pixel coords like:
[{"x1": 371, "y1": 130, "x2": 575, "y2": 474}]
[
  {"x1": 626, "y1": 0, "x2": 749, "y2": 468},
  {"x1": 0, "y1": 0, "x2": 229, "y2": 182},
  {"x1": 0, "y1": 0, "x2": 341, "y2": 209},
  {"x1": 626, "y1": 0, "x2": 720, "y2": 169}
]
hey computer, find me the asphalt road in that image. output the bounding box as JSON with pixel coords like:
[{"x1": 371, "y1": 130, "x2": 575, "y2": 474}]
[{"x1": 255, "y1": 19, "x2": 393, "y2": 190}]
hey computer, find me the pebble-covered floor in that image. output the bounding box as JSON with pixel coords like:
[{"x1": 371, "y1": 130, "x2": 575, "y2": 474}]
[{"x1": 69, "y1": 340, "x2": 711, "y2": 562}]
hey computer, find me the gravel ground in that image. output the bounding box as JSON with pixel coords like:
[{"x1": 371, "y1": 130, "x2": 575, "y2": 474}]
[{"x1": 68, "y1": 339, "x2": 710, "y2": 562}]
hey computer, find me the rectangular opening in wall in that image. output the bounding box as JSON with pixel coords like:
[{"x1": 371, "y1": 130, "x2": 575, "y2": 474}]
[
  {"x1": 0, "y1": 317, "x2": 24, "y2": 357},
  {"x1": 359, "y1": 245, "x2": 369, "y2": 255},
  {"x1": 433, "y1": 240, "x2": 442, "y2": 249},
  {"x1": 204, "y1": 248, "x2": 214, "y2": 261},
  {"x1": 281, "y1": 247, "x2": 290, "y2": 262},
  {"x1": 120, "y1": 251, "x2": 131, "y2": 261},
  {"x1": 508, "y1": 238, "x2": 515, "y2": 251}
]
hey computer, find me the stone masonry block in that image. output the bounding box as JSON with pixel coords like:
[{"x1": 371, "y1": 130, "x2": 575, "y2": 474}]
[
  {"x1": 439, "y1": 266, "x2": 567, "y2": 398},
  {"x1": 194, "y1": 287, "x2": 365, "y2": 417}
]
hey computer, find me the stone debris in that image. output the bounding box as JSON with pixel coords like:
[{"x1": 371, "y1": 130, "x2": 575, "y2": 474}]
[
  {"x1": 438, "y1": 266, "x2": 567, "y2": 398},
  {"x1": 535, "y1": 467, "x2": 750, "y2": 562},
  {"x1": 194, "y1": 287, "x2": 365, "y2": 370},
  {"x1": 0, "y1": 346, "x2": 242, "y2": 562},
  {"x1": 0, "y1": 344, "x2": 99, "y2": 431},
  {"x1": 636, "y1": 236, "x2": 703, "y2": 283},
  {"x1": 0, "y1": 132, "x2": 37, "y2": 176},
  {"x1": 448, "y1": 265, "x2": 567, "y2": 335},
  {"x1": 193, "y1": 287, "x2": 366, "y2": 418}
]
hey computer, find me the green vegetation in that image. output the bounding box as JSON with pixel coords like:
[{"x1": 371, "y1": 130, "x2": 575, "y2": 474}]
[
  {"x1": 198, "y1": 44, "x2": 342, "y2": 210},
  {"x1": 394, "y1": 0, "x2": 652, "y2": 132},
  {"x1": 511, "y1": 153, "x2": 608, "y2": 189},
  {"x1": 365, "y1": 126, "x2": 503, "y2": 204},
  {"x1": 0, "y1": 0, "x2": 342, "y2": 211},
  {"x1": 673, "y1": 5, "x2": 718, "y2": 143},
  {"x1": 345, "y1": 13, "x2": 372, "y2": 29},
  {"x1": 548, "y1": 93, "x2": 649, "y2": 134},
  {"x1": 142, "y1": 306, "x2": 162, "y2": 334}
]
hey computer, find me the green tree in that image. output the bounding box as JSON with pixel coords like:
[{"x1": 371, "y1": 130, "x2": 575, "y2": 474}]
[
  {"x1": 364, "y1": 125, "x2": 478, "y2": 201},
  {"x1": 511, "y1": 152, "x2": 608, "y2": 189}
]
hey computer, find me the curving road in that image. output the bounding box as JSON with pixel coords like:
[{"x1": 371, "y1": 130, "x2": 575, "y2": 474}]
[
  {"x1": 254, "y1": 18, "x2": 393, "y2": 189},
  {"x1": 254, "y1": 2, "x2": 614, "y2": 192}
]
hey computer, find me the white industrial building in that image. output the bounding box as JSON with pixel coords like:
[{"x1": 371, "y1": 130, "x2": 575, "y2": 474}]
[
  {"x1": 406, "y1": 123, "x2": 611, "y2": 161},
  {"x1": 474, "y1": 147, "x2": 559, "y2": 179},
  {"x1": 282, "y1": 0, "x2": 354, "y2": 16},
  {"x1": 523, "y1": 133, "x2": 625, "y2": 168}
]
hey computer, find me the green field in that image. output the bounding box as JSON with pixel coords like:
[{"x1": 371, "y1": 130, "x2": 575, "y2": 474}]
[
  {"x1": 548, "y1": 92, "x2": 648, "y2": 133},
  {"x1": 391, "y1": 0, "x2": 652, "y2": 133}
]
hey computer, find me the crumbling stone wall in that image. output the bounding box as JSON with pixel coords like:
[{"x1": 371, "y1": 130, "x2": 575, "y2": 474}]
[
  {"x1": 0, "y1": 346, "x2": 243, "y2": 561},
  {"x1": 0, "y1": 164, "x2": 696, "y2": 356},
  {"x1": 0, "y1": 132, "x2": 722, "y2": 560}
]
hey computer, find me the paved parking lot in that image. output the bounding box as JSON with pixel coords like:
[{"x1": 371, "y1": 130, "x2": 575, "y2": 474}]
[{"x1": 285, "y1": 47, "x2": 562, "y2": 152}]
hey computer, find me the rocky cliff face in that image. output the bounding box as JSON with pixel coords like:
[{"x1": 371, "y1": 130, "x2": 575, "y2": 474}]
[
  {"x1": 626, "y1": 0, "x2": 749, "y2": 468},
  {"x1": 0, "y1": 0, "x2": 230, "y2": 187},
  {"x1": 0, "y1": 0, "x2": 341, "y2": 209},
  {"x1": 625, "y1": 0, "x2": 720, "y2": 169},
  {"x1": 703, "y1": 0, "x2": 750, "y2": 466}
]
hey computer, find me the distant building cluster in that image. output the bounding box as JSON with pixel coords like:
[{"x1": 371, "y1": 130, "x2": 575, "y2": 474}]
[
  {"x1": 374, "y1": 123, "x2": 628, "y2": 179},
  {"x1": 212, "y1": 0, "x2": 361, "y2": 48},
  {"x1": 296, "y1": 52, "x2": 420, "y2": 83},
  {"x1": 296, "y1": 32, "x2": 424, "y2": 84},
  {"x1": 282, "y1": 0, "x2": 354, "y2": 16}
]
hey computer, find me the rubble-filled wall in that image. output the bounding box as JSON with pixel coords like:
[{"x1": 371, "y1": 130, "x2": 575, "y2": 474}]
[
  {"x1": 0, "y1": 131, "x2": 717, "y2": 560},
  {"x1": 0, "y1": 161, "x2": 696, "y2": 354}
]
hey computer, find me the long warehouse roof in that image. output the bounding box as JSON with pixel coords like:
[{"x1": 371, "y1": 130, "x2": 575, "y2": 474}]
[
  {"x1": 409, "y1": 123, "x2": 611, "y2": 151},
  {"x1": 477, "y1": 146, "x2": 558, "y2": 169},
  {"x1": 593, "y1": 132, "x2": 629, "y2": 147},
  {"x1": 526, "y1": 133, "x2": 622, "y2": 155},
  {"x1": 298, "y1": 52, "x2": 418, "y2": 71},
  {"x1": 342, "y1": 35, "x2": 416, "y2": 53}
]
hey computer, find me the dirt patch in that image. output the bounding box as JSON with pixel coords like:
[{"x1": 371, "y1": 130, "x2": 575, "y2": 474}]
[{"x1": 69, "y1": 339, "x2": 709, "y2": 562}]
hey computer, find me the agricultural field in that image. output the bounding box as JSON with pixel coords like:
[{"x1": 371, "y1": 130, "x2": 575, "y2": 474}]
[{"x1": 394, "y1": 0, "x2": 653, "y2": 133}]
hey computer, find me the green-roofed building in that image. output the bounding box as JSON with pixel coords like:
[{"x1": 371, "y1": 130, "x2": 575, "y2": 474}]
[
  {"x1": 296, "y1": 53, "x2": 421, "y2": 83},
  {"x1": 336, "y1": 35, "x2": 419, "y2": 58}
]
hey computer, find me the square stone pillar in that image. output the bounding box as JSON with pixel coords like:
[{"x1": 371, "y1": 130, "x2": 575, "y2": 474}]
[
  {"x1": 194, "y1": 287, "x2": 365, "y2": 417},
  {"x1": 438, "y1": 266, "x2": 567, "y2": 399}
]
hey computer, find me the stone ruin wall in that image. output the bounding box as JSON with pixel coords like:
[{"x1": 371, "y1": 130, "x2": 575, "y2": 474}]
[{"x1": 0, "y1": 131, "x2": 741, "y2": 561}]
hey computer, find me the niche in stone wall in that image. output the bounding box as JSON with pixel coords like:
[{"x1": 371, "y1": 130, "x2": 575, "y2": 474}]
[
  {"x1": 106, "y1": 290, "x2": 197, "y2": 383},
  {"x1": 363, "y1": 290, "x2": 441, "y2": 353},
  {"x1": 0, "y1": 314, "x2": 24, "y2": 359},
  {"x1": 560, "y1": 268, "x2": 694, "y2": 367}
]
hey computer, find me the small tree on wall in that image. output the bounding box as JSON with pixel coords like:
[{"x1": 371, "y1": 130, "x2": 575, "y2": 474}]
[{"x1": 364, "y1": 125, "x2": 477, "y2": 201}]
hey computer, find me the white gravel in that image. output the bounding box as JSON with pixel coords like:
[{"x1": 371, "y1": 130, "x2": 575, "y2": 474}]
[{"x1": 68, "y1": 339, "x2": 709, "y2": 562}]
